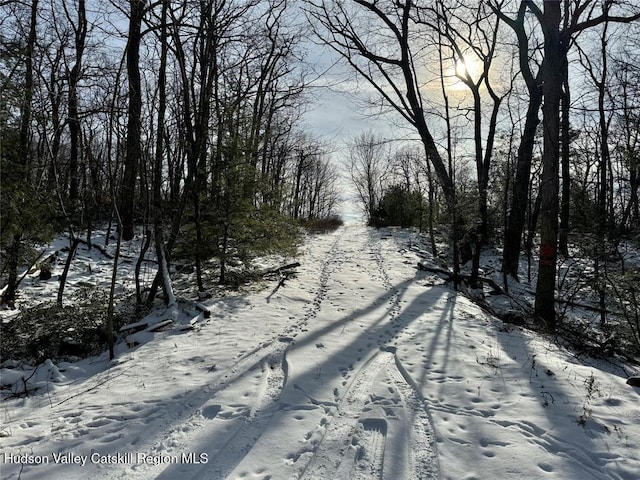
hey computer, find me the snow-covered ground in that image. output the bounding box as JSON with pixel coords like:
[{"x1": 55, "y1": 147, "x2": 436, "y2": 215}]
[{"x1": 1, "y1": 223, "x2": 639, "y2": 479}]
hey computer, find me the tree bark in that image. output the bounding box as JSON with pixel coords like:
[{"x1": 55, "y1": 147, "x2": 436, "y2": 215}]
[
  {"x1": 106, "y1": 222, "x2": 122, "y2": 360},
  {"x1": 534, "y1": 1, "x2": 564, "y2": 329},
  {"x1": 120, "y1": 0, "x2": 146, "y2": 241},
  {"x1": 2, "y1": 235, "x2": 21, "y2": 307},
  {"x1": 67, "y1": 0, "x2": 87, "y2": 202},
  {"x1": 19, "y1": 0, "x2": 38, "y2": 173},
  {"x1": 559, "y1": 61, "x2": 571, "y2": 257},
  {"x1": 495, "y1": 1, "x2": 543, "y2": 280},
  {"x1": 152, "y1": 0, "x2": 176, "y2": 305},
  {"x1": 502, "y1": 88, "x2": 542, "y2": 279},
  {"x1": 57, "y1": 238, "x2": 80, "y2": 307}
]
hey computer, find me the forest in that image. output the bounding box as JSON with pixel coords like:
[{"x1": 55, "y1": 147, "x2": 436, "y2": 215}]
[{"x1": 1, "y1": 0, "x2": 640, "y2": 362}]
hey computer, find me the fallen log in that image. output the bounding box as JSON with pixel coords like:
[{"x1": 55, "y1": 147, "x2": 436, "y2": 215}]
[
  {"x1": 264, "y1": 262, "x2": 301, "y2": 302},
  {"x1": 262, "y1": 262, "x2": 301, "y2": 276},
  {"x1": 417, "y1": 261, "x2": 503, "y2": 295}
]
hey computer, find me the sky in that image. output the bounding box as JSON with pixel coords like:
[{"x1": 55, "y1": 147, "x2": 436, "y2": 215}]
[{"x1": 295, "y1": 9, "x2": 515, "y2": 220}]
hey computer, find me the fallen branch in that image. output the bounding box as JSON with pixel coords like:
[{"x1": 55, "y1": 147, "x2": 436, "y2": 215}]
[
  {"x1": 265, "y1": 262, "x2": 300, "y2": 302},
  {"x1": 16, "y1": 249, "x2": 48, "y2": 287},
  {"x1": 2, "y1": 367, "x2": 39, "y2": 400},
  {"x1": 262, "y1": 262, "x2": 301, "y2": 276},
  {"x1": 195, "y1": 302, "x2": 211, "y2": 318},
  {"x1": 417, "y1": 262, "x2": 503, "y2": 295},
  {"x1": 555, "y1": 298, "x2": 616, "y2": 315}
]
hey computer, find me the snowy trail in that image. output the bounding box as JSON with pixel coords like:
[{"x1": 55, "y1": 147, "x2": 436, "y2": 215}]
[
  {"x1": 201, "y1": 227, "x2": 440, "y2": 479},
  {"x1": 134, "y1": 224, "x2": 439, "y2": 480},
  {"x1": 297, "y1": 347, "x2": 438, "y2": 480},
  {"x1": 99, "y1": 229, "x2": 348, "y2": 480},
  {"x1": 2, "y1": 224, "x2": 639, "y2": 480}
]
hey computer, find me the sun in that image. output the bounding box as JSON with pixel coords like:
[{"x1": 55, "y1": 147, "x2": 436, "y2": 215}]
[
  {"x1": 449, "y1": 55, "x2": 483, "y2": 90},
  {"x1": 455, "y1": 58, "x2": 469, "y2": 77}
]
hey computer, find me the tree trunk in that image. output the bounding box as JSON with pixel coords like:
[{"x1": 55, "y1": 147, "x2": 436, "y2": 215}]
[
  {"x1": 596, "y1": 17, "x2": 612, "y2": 328},
  {"x1": 503, "y1": 88, "x2": 542, "y2": 279},
  {"x1": 67, "y1": 0, "x2": 86, "y2": 202},
  {"x1": 2, "y1": 235, "x2": 21, "y2": 307},
  {"x1": 194, "y1": 195, "x2": 205, "y2": 292},
  {"x1": 134, "y1": 229, "x2": 151, "y2": 304},
  {"x1": 219, "y1": 220, "x2": 230, "y2": 285},
  {"x1": 120, "y1": 0, "x2": 146, "y2": 241},
  {"x1": 19, "y1": 0, "x2": 38, "y2": 174},
  {"x1": 622, "y1": 167, "x2": 639, "y2": 229},
  {"x1": 155, "y1": 227, "x2": 176, "y2": 305},
  {"x1": 469, "y1": 91, "x2": 484, "y2": 290},
  {"x1": 559, "y1": 60, "x2": 571, "y2": 257},
  {"x1": 151, "y1": 0, "x2": 176, "y2": 306},
  {"x1": 534, "y1": 1, "x2": 564, "y2": 329},
  {"x1": 57, "y1": 237, "x2": 80, "y2": 307},
  {"x1": 293, "y1": 152, "x2": 305, "y2": 219},
  {"x1": 106, "y1": 223, "x2": 122, "y2": 360},
  {"x1": 496, "y1": 2, "x2": 543, "y2": 281},
  {"x1": 422, "y1": 165, "x2": 434, "y2": 256}
]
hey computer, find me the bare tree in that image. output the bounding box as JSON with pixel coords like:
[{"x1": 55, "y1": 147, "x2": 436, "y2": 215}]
[
  {"x1": 305, "y1": 0, "x2": 455, "y2": 209},
  {"x1": 490, "y1": 0, "x2": 545, "y2": 280},
  {"x1": 65, "y1": 0, "x2": 87, "y2": 202},
  {"x1": 425, "y1": 0, "x2": 511, "y2": 287},
  {"x1": 120, "y1": 0, "x2": 146, "y2": 241},
  {"x1": 527, "y1": 0, "x2": 640, "y2": 327},
  {"x1": 305, "y1": 152, "x2": 340, "y2": 219},
  {"x1": 390, "y1": 145, "x2": 437, "y2": 243},
  {"x1": 576, "y1": 9, "x2": 616, "y2": 327},
  {"x1": 532, "y1": 0, "x2": 564, "y2": 328},
  {"x1": 347, "y1": 131, "x2": 390, "y2": 223},
  {"x1": 614, "y1": 49, "x2": 640, "y2": 230},
  {"x1": 152, "y1": 0, "x2": 175, "y2": 305}
]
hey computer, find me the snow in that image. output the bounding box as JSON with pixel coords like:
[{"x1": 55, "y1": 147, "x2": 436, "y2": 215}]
[{"x1": 1, "y1": 223, "x2": 639, "y2": 479}]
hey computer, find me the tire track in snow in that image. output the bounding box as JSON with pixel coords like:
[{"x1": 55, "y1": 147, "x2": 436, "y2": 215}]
[
  {"x1": 332, "y1": 418, "x2": 387, "y2": 480},
  {"x1": 366, "y1": 231, "x2": 438, "y2": 479},
  {"x1": 101, "y1": 348, "x2": 285, "y2": 480},
  {"x1": 388, "y1": 351, "x2": 440, "y2": 480},
  {"x1": 368, "y1": 234, "x2": 402, "y2": 324},
  {"x1": 299, "y1": 350, "x2": 393, "y2": 480},
  {"x1": 213, "y1": 230, "x2": 343, "y2": 389},
  {"x1": 194, "y1": 234, "x2": 345, "y2": 478},
  {"x1": 296, "y1": 230, "x2": 434, "y2": 479},
  {"x1": 354, "y1": 419, "x2": 387, "y2": 479},
  {"x1": 283, "y1": 233, "x2": 343, "y2": 337},
  {"x1": 299, "y1": 346, "x2": 439, "y2": 479}
]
